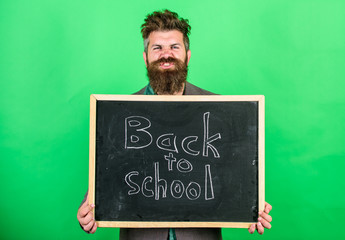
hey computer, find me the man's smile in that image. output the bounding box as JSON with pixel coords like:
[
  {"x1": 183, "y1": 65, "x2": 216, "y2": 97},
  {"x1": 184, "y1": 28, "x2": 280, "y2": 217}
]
[{"x1": 160, "y1": 62, "x2": 175, "y2": 69}]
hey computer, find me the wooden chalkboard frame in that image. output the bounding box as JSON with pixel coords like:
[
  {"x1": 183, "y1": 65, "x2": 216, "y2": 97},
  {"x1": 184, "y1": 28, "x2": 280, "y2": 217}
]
[{"x1": 89, "y1": 94, "x2": 265, "y2": 228}]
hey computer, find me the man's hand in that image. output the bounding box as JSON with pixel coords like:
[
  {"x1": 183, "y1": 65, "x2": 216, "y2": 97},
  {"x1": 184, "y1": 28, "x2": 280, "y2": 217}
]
[
  {"x1": 77, "y1": 196, "x2": 97, "y2": 234},
  {"x1": 248, "y1": 202, "x2": 272, "y2": 235}
]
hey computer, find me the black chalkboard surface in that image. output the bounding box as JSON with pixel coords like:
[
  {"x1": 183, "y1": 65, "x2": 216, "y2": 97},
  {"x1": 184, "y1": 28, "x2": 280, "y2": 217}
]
[{"x1": 89, "y1": 95, "x2": 265, "y2": 228}]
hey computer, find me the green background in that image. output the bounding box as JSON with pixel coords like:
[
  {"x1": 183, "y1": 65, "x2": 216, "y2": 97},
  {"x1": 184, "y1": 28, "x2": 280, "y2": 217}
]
[{"x1": 1, "y1": 0, "x2": 344, "y2": 239}]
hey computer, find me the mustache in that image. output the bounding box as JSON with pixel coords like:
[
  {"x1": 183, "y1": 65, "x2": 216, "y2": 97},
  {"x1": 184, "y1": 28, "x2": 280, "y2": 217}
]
[{"x1": 150, "y1": 57, "x2": 179, "y2": 66}]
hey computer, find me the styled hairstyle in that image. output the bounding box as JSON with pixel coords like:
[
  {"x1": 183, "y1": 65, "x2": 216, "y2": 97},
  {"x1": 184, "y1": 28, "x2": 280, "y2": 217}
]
[{"x1": 141, "y1": 9, "x2": 191, "y2": 53}]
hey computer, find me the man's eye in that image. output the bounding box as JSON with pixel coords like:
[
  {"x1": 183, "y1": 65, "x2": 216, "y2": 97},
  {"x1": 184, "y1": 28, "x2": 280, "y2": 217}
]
[
  {"x1": 153, "y1": 47, "x2": 161, "y2": 50},
  {"x1": 172, "y1": 46, "x2": 179, "y2": 49}
]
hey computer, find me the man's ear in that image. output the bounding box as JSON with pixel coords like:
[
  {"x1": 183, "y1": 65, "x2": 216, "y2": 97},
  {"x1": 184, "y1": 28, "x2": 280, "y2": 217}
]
[
  {"x1": 143, "y1": 52, "x2": 148, "y2": 67},
  {"x1": 186, "y1": 50, "x2": 191, "y2": 66}
]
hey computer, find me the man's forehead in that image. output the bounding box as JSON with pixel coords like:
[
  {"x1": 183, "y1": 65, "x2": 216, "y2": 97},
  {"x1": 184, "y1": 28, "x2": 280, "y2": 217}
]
[{"x1": 148, "y1": 30, "x2": 184, "y2": 45}]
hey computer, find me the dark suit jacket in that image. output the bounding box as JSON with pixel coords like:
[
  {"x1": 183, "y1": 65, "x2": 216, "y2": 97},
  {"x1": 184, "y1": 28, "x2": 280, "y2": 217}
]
[{"x1": 82, "y1": 82, "x2": 222, "y2": 240}]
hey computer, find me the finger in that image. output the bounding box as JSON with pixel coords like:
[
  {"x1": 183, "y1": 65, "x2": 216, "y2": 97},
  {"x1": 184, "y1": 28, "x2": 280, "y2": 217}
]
[
  {"x1": 89, "y1": 222, "x2": 98, "y2": 234},
  {"x1": 83, "y1": 219, "x2": 95, "y2": 232},
  {"x1": 248, "y1": 224, "x2": 256, "y2": 234},
  {"x1": 264, "y1": 202, "x2": 272, "y2": 214},
  {"x1": 79, "y1": 211, "x2": 94, "y2": 226},
  {"x1": 256, "y1": 222, "x2": 264, "y2": 235},
  {"x1": 79, "y1": 203, "x2": 95, "y2": 218},
  {"x1": 259, "y1": 211, "x2": 272, "y2": 223},
  {"x1": 77, "y1": 196, "x2": 89, "y2": 220},
  {"x1": 258, "y1": 216, "x2": 272, "y2": 229}
]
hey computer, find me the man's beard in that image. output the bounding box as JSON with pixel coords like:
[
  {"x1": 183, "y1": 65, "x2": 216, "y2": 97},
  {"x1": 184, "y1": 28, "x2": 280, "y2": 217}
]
[{"x1": 146, "y1": 57, "x2": 188, "y2": 95}]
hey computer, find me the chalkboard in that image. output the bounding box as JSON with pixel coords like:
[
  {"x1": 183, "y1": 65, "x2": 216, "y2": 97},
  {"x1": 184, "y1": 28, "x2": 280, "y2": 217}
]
[{"x1": 89, "y1": 95, "x2": 265, "y2": 228}]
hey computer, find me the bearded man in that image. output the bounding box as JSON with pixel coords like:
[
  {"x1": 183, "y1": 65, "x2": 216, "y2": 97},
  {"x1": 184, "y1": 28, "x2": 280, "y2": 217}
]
[
  {"x1": 77, "y1": 9, "x2": 272, "y2": 240},
  {"x1": 135, "y1": 10, "x2": 213, "y2": 96}
]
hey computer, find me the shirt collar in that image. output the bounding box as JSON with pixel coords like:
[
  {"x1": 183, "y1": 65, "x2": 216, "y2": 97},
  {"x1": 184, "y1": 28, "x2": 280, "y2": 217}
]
[{"x1": 144, "y1": 83, "x2": 186, "y2": 95}]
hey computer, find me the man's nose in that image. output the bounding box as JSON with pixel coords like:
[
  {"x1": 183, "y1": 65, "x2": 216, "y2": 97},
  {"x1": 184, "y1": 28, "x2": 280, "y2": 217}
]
[{"x1": 160, "y1": 48, "x2": 173, "y2": 58}]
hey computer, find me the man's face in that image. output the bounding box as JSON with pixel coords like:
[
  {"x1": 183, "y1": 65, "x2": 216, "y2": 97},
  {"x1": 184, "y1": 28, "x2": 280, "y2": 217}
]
[
  {"x1": 143, "y1": 30, "x2": 191, "y2": 95},
  {"x1": 143, "y1": 30, "x2": 191, "y2": 68}
]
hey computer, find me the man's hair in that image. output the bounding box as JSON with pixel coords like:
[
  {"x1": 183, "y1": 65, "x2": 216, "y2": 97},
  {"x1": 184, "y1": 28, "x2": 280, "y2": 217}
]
[{"x1": 141, "y1": 9, "x2": 191, "y2": 53}]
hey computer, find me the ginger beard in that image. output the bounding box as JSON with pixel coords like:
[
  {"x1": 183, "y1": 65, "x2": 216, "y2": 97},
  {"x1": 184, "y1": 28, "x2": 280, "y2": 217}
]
[{"x1": 146, "y1": 56, "x2": 188, "y2": 95}]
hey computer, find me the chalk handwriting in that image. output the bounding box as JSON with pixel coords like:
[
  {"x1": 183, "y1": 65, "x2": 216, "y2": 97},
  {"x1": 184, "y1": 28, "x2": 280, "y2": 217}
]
[
  {"x1": 125, "y1": 171, "x2": 140, "y2": 195},
  {"x1": 157, "y1": 133, "x2": 179, "y2": 153},
  {"x1": 170, "y1": 180, "x2": 184, "y2": 199},
  {"x1": 205, "y1": 164, "x2": 215, "y2": 200},
  {"x1": 154, "y1": 162, "x2": 167, "y2": 200},
  {"x1": 203, "y1": 112, "x2": 221, "y2": 158},
  {"x1": 124, "y1": 112, "x2": 219, "y2": 201},
  {"x1": 185, "y1": 182, "x2": 201, "y2": 200},
  {"x1": 125, "y1": 116, "x2": 153, "y2": 149},
  {"x1": 164, "y1": 153, "x2": 176, "y2": 171},
  {"x1": 124, "y1": 112, "x2": 221, "y2": 158},
  {"x1": 181, "y1": 136, "x2": 200, "y2": 156},
  {"x1": 176, "y1": 158, "x2": 193, "y2": 173},
  {"x1": 125, "y1": 162, "x2": 214, "y2": 201},
  {"x1": 141, "y1": 176, "x2": 154, "y2": 197}
]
